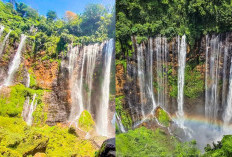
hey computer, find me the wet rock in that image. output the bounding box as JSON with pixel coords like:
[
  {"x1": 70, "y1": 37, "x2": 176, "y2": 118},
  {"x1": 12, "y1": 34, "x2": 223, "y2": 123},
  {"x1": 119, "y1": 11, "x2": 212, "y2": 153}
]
[{"x1": 97, "y1": 138, "x2": 115, "y2": 157}]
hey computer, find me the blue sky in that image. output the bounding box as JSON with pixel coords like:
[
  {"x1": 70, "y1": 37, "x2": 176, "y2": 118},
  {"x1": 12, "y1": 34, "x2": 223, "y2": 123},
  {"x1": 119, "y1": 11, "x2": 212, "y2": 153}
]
[{"x1": 3, "y1": 0, "x2": 115, "y2": 18}]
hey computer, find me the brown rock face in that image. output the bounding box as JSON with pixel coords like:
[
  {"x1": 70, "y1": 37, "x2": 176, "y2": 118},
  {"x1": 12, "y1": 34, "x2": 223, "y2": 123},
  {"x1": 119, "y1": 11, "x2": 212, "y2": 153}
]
[
  {"x1": 117, "y1": 33, "x2": 232, "y2": 125},
  {"x1": 33, "y1": 60, "x2": 59, "y2": 90},
  {"x1": 116, "y1": 64, "x2": 126, "y2": 96}
]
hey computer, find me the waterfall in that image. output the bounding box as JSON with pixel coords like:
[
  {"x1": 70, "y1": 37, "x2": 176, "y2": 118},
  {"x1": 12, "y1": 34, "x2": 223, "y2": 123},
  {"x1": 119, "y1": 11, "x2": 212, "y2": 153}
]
[
  {"x1": 223, "y1": 58, "x2": 232, "y2": 124},
  {"x1": 96, "y1": 39, "x2": 114, "y2": 137},
  {"x1": 3, "y1": 34, "x2": 27, "y2": 86},
  {"x1": 137, "y1": 42, "x2": 146, "y2": 118},
  {"x1": 205, "y1": 35, "x2": 221, "y2": 121},
  {"x1": 116, "y1": 113, "x2": 126, "y2": 133},
  {"x1": 26, "y1": 72, "x2": 30, "y2": 88},
  {"x1": 155, "y1": 37, "x2": 168, "y2": 109},
  {"x1": 0, "y1": 26, "x2": 4, "y2": 38},
  {"x1": 177, "y1": 35, "x2": 187, "y2": 118},
  {"x1": 148, "y1": 38, "x2": 156, "y2": 113},
  {"x1": 23, "y1": 94, "x2": 37, "y2": 126},
  {"x1": 69, "y1": 49, "x2": 86, "y2": 122},
  {"x1": 85, "y1": 44, "x2": 99, "y2": 111},
  {"x1": 68, "y1": 45, "x2": 78, "y2": 76},
  {"x1": 0, "y1": 30, "x2": 11, "y2": 56}
]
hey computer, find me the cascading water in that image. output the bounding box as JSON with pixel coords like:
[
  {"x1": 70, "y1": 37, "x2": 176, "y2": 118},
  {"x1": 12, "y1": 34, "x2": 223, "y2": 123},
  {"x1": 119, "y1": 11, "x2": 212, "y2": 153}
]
[
  {"x1": 69, "y1": 49, "x2": 86, "y2": 122},
  {"x1": 0, "y1": 26, "x2": 4, "y2": 38},
  {"x1": 26, "y1": 72, "x2": 30, "y2": 88},
  {"x1": 0, "y1": 30, "x2": 11, "y2": 56},
  {"x1": 223, "y1": 58, "x2": 232, "y2": 124},
  {"x1": 205, "y1": 35, "x2": 221, "y2": 122},
  {"x1": 96, "y1": 39, "x2": 114, "y2": 137},
  {"x1": 148, "y1": 38, "x2": 156, "y2": 113},
  {"x1": 137, "y1": 43, "x2": 146, "y2": 118},
  {"x1": 155, "y1": 37, "x2": 168, "y2": 109},
  {"x1": 116, "y1": 113, "x2": 126, "y2": 133},
  {"x1": 177, "y1": 35, "x2": 187, "y2": 118},
  {"x1": 85, "y1": 44, "x2": 99, "y2": 111},
  {"x1": 3, "y1": 34, "x2": 27, "y2": 86},
  {"x1": 68, "y1": 45, "x2": 78, "y2": 76},
  {"x1": 68, "y1": 39, "x2": 114, "y2": 137},
  {"x1": 23, "y1": 94, "x2": 37, "y2": 126}
]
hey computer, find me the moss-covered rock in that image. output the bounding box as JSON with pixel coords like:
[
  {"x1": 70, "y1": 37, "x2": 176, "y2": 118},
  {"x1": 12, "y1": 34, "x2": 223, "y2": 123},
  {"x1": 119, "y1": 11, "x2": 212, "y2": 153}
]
[
  {"x1": 0, "y1": 146, "x2": 21, "y2": 157},
  {"x1": 155, "y1": 107, "x2": 171, "y2": 127},
  {"x1": 78, "y1": 110, "x2": 95, "y2": 132},
  {"x1": 0, "y1": 116, "x2": 97, "y2": 156}
]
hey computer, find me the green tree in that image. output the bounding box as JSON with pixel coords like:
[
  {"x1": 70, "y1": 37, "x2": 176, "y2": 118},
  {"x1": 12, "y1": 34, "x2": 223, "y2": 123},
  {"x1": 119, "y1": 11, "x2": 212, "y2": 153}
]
[
  {"x1": 81, "y1": 4, "x2": 107, "y2": 36},
  {"x1": 47, "y1": 10, "x2": 57, "y2": 21},
  {"x1": 16, "y1": 2, "x2": 27, "y2": 17}
]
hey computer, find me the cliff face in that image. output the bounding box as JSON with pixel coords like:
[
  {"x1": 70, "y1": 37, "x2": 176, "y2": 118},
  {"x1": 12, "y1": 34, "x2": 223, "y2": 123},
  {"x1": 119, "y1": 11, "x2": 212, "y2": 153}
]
[{"x1": 116, "y1": 33, "x2": 232, "y2": 124}]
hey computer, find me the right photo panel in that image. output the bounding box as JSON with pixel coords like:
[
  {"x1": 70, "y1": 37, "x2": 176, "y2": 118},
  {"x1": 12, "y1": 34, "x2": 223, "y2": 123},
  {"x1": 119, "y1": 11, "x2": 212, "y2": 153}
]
[{"x1": 115, "y1": 0, "x2": 232, "y2": 156}]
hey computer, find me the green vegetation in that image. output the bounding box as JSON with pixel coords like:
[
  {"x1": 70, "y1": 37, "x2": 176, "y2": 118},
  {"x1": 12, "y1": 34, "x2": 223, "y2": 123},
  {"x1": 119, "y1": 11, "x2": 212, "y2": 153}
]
[
  {"x1": 0, "y1": 0, "x2": 115, "y2": 60},
  {"x1": 167, "y1": 64, "x2": 204, "y2": 98},
  {"x1": 204, "y1": 135, "x2": 232, "y2": 157},
  {"x1": 116, "y1": 0, "x2": 232, "y2": 57},
  {"x1": 184, "y1": 65, "x2": 204, "y2": 98},
  {"x1": 155, "y1": 107, "x2": 171, "y2": 127},
  {"x1": 167, "y1": 67, "x2": 178, "y2": 98},
  {"x1": 115, "y1": 96, "x2": 132, "y2": 130},
  {"x1": 0, "y1": 84, "x2": 44, "y2": 118},
  {"x1": 116, "y1": 127, "x2": 200, "y2": 156},
  {"x1": 0, "y1": 116, "x2": 96, "y2": 156},
  {"x1": 78, "y1": 110, "x2": 95, "y2": 132}
]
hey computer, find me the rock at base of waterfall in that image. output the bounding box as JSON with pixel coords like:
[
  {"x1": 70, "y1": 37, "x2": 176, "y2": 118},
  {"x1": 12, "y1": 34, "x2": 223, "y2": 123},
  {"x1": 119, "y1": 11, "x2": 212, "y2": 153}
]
[
  {"x1": 96, "y1": 138, "x2": 116, "y2": 157},
  {"x1": 155, "y1": 106, "x2": 172, "y2": 127},
  {"x1": 78, "y1": 110, "x2": 95, "y2": 132}
]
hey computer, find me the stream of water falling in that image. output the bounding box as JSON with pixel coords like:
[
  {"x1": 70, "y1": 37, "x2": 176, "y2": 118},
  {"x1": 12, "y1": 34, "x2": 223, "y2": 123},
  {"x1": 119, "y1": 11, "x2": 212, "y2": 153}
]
[
  {"x1": 4, "y1": 34, "x2": 27, "y2": 86},
  {"x1": 177, "y1": 35, "x2": 187, "y2": 118},
  {"x1": 68, "y1": 39, "x2": 114, "y2": 137},
  {"x1": 86, "y1": 44, "x2": 99, "y2": 111},
  {"x1": 96, "y1": 39, "x2": 114, "y2": 137},
  {"x1": 205, "y1": 35, "x2": 221, "y2": 122},
  {"x1": 155, "y1": 37, "x2": 168, "y2": 109},
  {"x1": 137, "y1": 42, "x2": 146, "y2": 118},
  {"x1": 148, "y1": 38, "x2": 156, "y2": 113},
  {"x1": 24, "y1": 94, "x2": 37, "y2": 126},
  {"x1": 0, "y1": 30, "x2": 11, "y2": 56},
  {"x1": 26, "y1": 72, "x2": 30, "y2": 88},
  {"x1": 116, "y1": 113, "x2": 126, "y2": 133},
  {"x1": 223, "y1": 57, "x2": 232, "y2": 124},
  {"x1": 0, "y1": 26, "x2": 4, "y2": 38}
]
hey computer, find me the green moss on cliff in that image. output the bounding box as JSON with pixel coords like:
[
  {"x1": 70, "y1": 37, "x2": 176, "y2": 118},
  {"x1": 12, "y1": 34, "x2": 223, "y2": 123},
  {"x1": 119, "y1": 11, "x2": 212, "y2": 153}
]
[
  {"x1": 0, "y1": 84, "x2": 47, "y2": 126},
  {"x1": 116, "y1": 96, "x2": 132, "y2": 131},
  {"x1": 184, "y1": 65, "x2": 204, "y2": 98},
  {"x1": 0, "y1": 84, "x2": 28, "y2": 117}
]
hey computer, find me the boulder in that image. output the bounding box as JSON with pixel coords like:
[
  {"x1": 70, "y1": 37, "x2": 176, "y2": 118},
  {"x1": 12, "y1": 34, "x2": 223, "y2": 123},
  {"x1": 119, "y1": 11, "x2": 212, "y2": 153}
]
[{"x1": 97, "y1": 138, "x2": 115, "y2": 157}]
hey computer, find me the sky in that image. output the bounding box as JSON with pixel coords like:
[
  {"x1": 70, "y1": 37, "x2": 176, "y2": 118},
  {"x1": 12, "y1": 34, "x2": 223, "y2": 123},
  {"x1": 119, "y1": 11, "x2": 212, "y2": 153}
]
[{"x1": 3, "y1": 0, "x2": 115, "y2": 18}]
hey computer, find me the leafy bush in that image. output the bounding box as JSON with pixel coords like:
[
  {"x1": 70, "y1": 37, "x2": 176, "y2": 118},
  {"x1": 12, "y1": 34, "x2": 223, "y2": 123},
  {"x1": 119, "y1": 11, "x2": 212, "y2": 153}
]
[{"x1": 116, "y1": 127, "x2": 200, "y2": 156}]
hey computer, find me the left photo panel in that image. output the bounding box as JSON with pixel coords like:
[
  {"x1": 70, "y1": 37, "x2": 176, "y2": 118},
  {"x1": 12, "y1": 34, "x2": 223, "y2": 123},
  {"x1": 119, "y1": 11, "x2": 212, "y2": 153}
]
[{"x1": 0, "y1": 0, "x2": 115, "y2": 156}]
